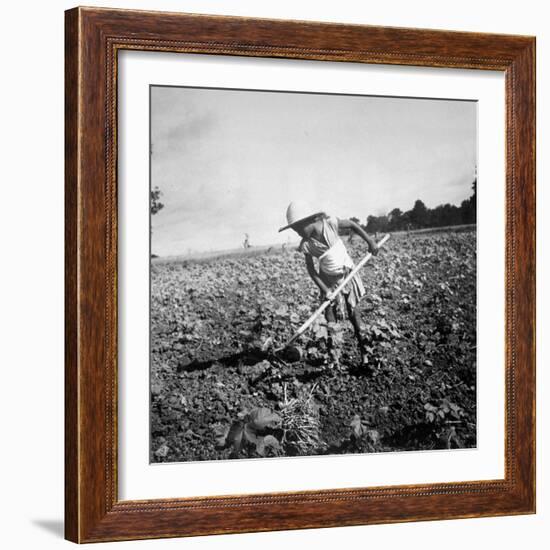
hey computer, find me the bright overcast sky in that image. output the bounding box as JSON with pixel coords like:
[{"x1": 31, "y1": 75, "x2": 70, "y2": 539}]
[{"x1": 151, "y1": 86, "x2": 476, "y2": 257}]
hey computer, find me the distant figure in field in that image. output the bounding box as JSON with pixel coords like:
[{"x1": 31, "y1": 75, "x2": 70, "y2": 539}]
[{"x1": 243, "y1": 233, "x2": 251, "y2": 249}]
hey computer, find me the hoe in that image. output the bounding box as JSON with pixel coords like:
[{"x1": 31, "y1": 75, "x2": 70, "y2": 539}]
[{"x1": 275, "y1": 233, "x2": 391, "y2": 357}]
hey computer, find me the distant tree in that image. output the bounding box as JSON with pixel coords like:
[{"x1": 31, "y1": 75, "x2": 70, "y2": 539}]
[
  {"x1": 460, "y1": 179, "x2": 477, "y2": 224},
  {"x1": 411, "y1": 199, "x2": 428, "y2": 228},
  {"x1": 437, "y1": 204, "x2": 461, "y2": 226},
  {"x1": 151, "y1": 186, "x2": 164, "y2": 215},
  {"x1": 150, "y1": 186, "x2": 164, "y2": 258},
  {"x1": 400, "y1": 210, "x2": 412, "y2": 228},
  {"x1": 362, "y1": 179, "x2": 476, "y2": 234},
  {"x1": 366, "y1": 215, "x2": 379, "y2": 234},
  {"x1": 430, "y1": 204, "x2": 448, "y2": 227},
  {"x1": 366, "y1": 214, "x2": 388, "y2": 235},
  {"x1": 387, "y1": 208, "x2": 402, "y2": 231}
]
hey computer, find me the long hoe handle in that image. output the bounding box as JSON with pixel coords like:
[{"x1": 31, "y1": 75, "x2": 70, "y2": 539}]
[{"x1": 278, "y1": 233, "x2": 391, "y2": 351}]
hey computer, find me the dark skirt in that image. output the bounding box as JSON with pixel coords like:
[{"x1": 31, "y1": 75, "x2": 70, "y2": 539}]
[{"x1": 319, "y1": 266, "x2": 366, "y2": 321}]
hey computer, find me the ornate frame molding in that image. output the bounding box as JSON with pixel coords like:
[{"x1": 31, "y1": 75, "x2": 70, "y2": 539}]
[{"x1": 65, "y1": 7, "x2": 535, "y2": 542}]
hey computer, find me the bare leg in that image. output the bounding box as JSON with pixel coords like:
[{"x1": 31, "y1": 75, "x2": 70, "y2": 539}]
[
  {"x1": 347, "y1": 302, "x2": 367, "y2": 365},
  {"x1": 325, "y1": 304, "x2": 337, "y2": 324},
  {"x1": 324, "y1": 306, "x2": 340, "y2": 368}
]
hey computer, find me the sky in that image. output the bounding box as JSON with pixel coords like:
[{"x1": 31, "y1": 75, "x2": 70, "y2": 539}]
[{"x1": 150, "y1": 86, "x2": 476, "y2": 257}]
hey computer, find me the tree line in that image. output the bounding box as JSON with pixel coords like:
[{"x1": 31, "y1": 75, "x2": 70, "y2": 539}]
[
  {"x1": 360, "y1": 180, "x2": 476, "y2": 234},
  {"x1": 151, "y1": 180, "x2": 476, "y2": 242}
]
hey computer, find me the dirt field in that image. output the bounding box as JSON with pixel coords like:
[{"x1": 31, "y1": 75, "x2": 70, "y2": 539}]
[{"x1": 150, "y1": 229, "x2": 477, "y2": 462}]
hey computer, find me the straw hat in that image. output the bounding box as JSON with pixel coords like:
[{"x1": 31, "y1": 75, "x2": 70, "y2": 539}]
[{"x1": 278, "y1": 201, "x2": 325, "y2": 232}]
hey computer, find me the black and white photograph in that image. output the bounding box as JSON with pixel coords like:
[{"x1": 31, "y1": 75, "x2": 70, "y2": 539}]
[{"x1": 149, "y1": 85, "x2": 477, "y2": 463}]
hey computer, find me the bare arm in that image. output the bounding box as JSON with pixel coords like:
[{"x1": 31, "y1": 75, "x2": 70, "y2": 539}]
[
  {"x1": 305, "y1": 254, "x2": 330, "y2": 296},
  {"x1": 338, "y1": 218, "x2": 379, "y2": 255}
]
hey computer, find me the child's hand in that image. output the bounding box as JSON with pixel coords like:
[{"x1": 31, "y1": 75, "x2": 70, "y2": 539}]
[{"x1": 320, "y1": 287, "x2": 334, "y2": 302}]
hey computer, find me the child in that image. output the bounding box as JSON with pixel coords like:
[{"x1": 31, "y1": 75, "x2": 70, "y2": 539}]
[{"x1": 279, "y1": 201, "x2": 378, "y2": 367}]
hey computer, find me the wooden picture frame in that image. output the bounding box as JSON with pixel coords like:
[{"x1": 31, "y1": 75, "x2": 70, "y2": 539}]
[{"x1": 65, "y1": 6, "x2": 536, "y2": 543}]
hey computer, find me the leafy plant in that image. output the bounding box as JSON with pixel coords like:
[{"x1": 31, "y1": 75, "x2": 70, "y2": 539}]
[
  {"x1": 361, "y1": 319, "x2": 402, "y2": 369},
  {"x1": 218, "y1": 407, "x2": 282, "y2": 458},
  {"x1": 348, "y1": 414, "x2": 381, "y2": 452},
  {"x1": 424, "y1": 399, "x2": 464, "y2": 423}
]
